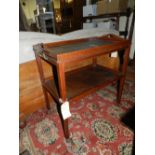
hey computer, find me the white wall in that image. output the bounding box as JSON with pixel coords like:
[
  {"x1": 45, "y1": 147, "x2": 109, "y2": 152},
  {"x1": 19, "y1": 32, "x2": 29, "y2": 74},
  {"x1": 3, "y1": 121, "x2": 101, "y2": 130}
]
[
  {"x1": 53, "y1": 0, "x2": 60, "y2": 9},
  {"x1": 20, "y1": 0, "x2": 37, "y2": 25}
]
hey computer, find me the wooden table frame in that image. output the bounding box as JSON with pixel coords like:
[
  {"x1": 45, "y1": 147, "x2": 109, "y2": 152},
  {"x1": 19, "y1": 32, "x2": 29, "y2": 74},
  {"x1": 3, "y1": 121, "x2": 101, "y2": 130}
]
[{"x1": 33, "y1": 34, "x2": 130, "y2": 139}]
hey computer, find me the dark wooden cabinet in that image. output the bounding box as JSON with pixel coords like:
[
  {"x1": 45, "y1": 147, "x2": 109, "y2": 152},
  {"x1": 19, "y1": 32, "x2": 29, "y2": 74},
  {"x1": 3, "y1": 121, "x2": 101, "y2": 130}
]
[{"x1": 56, "y1": 0, "x2": 84, "y2": 34}]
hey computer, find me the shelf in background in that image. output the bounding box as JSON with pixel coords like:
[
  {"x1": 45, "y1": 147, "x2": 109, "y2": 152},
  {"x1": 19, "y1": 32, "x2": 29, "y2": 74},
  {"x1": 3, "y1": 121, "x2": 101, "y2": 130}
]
[{"x1": 83, "y1": 11, "x2": 128, "y2": 20}]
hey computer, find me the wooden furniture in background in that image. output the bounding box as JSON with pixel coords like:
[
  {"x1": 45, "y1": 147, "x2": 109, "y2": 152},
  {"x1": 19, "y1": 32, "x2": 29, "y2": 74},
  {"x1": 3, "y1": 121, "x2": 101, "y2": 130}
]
[
  {"x1": 83, "y1": 9, "x2": 132, "y2": 39},
  {"x1": 33, "y1": 34, "x2": 131, "y2": 138},
  {"x1": 55, "y1": 0, "x2": 84, "y2": 34}
]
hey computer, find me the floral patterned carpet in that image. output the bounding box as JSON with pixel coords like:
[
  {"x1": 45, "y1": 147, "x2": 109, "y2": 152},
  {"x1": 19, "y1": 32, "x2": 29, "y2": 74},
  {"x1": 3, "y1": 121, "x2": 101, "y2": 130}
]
[{"x1": 20, "y1": 79, "x2": 135, "y2": 155}]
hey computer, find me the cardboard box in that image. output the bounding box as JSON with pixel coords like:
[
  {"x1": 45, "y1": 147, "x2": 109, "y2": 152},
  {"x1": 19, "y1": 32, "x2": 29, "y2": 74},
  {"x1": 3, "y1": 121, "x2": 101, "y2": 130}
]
[
  {"x1": 108, "y1": 0, "x2": 128, "y2": 13},
  {"x1": 108, "y1": 0, "x2": 119, "y2": 13},
  {"x1": 97, "y1": 20, "x2": 116, "y2": 30},
  {"x1": 119, "y1": 0, "x2": 129, "y2": 11},
  {"x1": 96, "y1": 0, "x2": 128, "y2": 15},
  {"x1": 96, "y1": 0, "x2": 108, "y2": 15}
]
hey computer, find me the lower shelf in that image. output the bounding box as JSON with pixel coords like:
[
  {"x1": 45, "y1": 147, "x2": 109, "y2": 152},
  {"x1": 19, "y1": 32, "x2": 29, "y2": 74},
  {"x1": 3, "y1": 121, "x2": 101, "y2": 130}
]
[{"x1": 43, "y1": 65, "x2": 122, "y2": 102}]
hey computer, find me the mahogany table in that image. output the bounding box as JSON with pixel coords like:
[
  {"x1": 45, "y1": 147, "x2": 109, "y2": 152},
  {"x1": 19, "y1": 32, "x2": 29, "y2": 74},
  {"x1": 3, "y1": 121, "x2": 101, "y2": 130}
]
[{"x1": 33, "y1": 34, "x2": 131, "y2": 139}]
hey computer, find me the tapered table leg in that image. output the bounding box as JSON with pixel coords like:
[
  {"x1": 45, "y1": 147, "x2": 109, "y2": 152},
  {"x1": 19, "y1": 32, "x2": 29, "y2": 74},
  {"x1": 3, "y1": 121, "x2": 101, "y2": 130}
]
[
  {"x1": 56, "y1": 63, "x2": 70, "y2": 139},
  {"x1": 117, "y1": 47, "x2": 130, "y2": 104},
  {"x1": 35, "y1": 52, "x2": 50, "y2": 109}
]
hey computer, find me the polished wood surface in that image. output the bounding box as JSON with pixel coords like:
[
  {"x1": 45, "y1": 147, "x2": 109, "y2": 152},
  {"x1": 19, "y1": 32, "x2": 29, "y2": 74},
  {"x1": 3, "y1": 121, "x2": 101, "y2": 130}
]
[
  {"x1": 20, "y1": 50, "x2": 122, "y2": 118},
  {"x1": 34, "y1": 34, "x2": 130, "y2": 138},
  {"x1": 20, "y1": 36, "x2": 123, "y2": 119},
  {"x1": 34, "y1": 34, "x2": 129, "y2": 65},
  {"x1": 43, "y1": 65, "x2": 121, "y2": 102},
  {"x1": 19, "y1": 55, "x2": 129, "y2": 118},
  {"x1": 19, "y1": 60, "x2": 51, "y2": 116}
]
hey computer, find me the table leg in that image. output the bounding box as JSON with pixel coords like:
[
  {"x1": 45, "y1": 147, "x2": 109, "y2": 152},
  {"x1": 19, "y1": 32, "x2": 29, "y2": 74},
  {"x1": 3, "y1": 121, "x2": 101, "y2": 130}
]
[
  {"x1": 117, "y1": 47, "x2": 130, "y2": 104},
  {"x1": 35, "y1": 53, "x2": 50, "y2": 109},
  {"x1": 56, "y1": 63, "x2": 70, "y2": 139}
]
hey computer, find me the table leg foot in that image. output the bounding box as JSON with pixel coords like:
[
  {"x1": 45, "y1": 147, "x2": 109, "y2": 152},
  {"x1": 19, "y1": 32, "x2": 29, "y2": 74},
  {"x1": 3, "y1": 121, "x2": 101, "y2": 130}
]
[
  {"x1": 63, "y1": 119, "x2": 70, "y2": 139},
  {"x1": 117, "y1": 78, "x2": 125, "y2": 104}
]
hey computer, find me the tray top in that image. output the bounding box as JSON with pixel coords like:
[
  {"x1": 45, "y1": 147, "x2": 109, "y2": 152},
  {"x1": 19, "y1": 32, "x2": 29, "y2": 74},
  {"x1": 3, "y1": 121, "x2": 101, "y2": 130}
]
[
  {"x1": 44, "y1": 39, "x2": 112, "y2": 55},
  {"x1": 33, "y1": 34, "x2": 130, "y2": 64}
]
